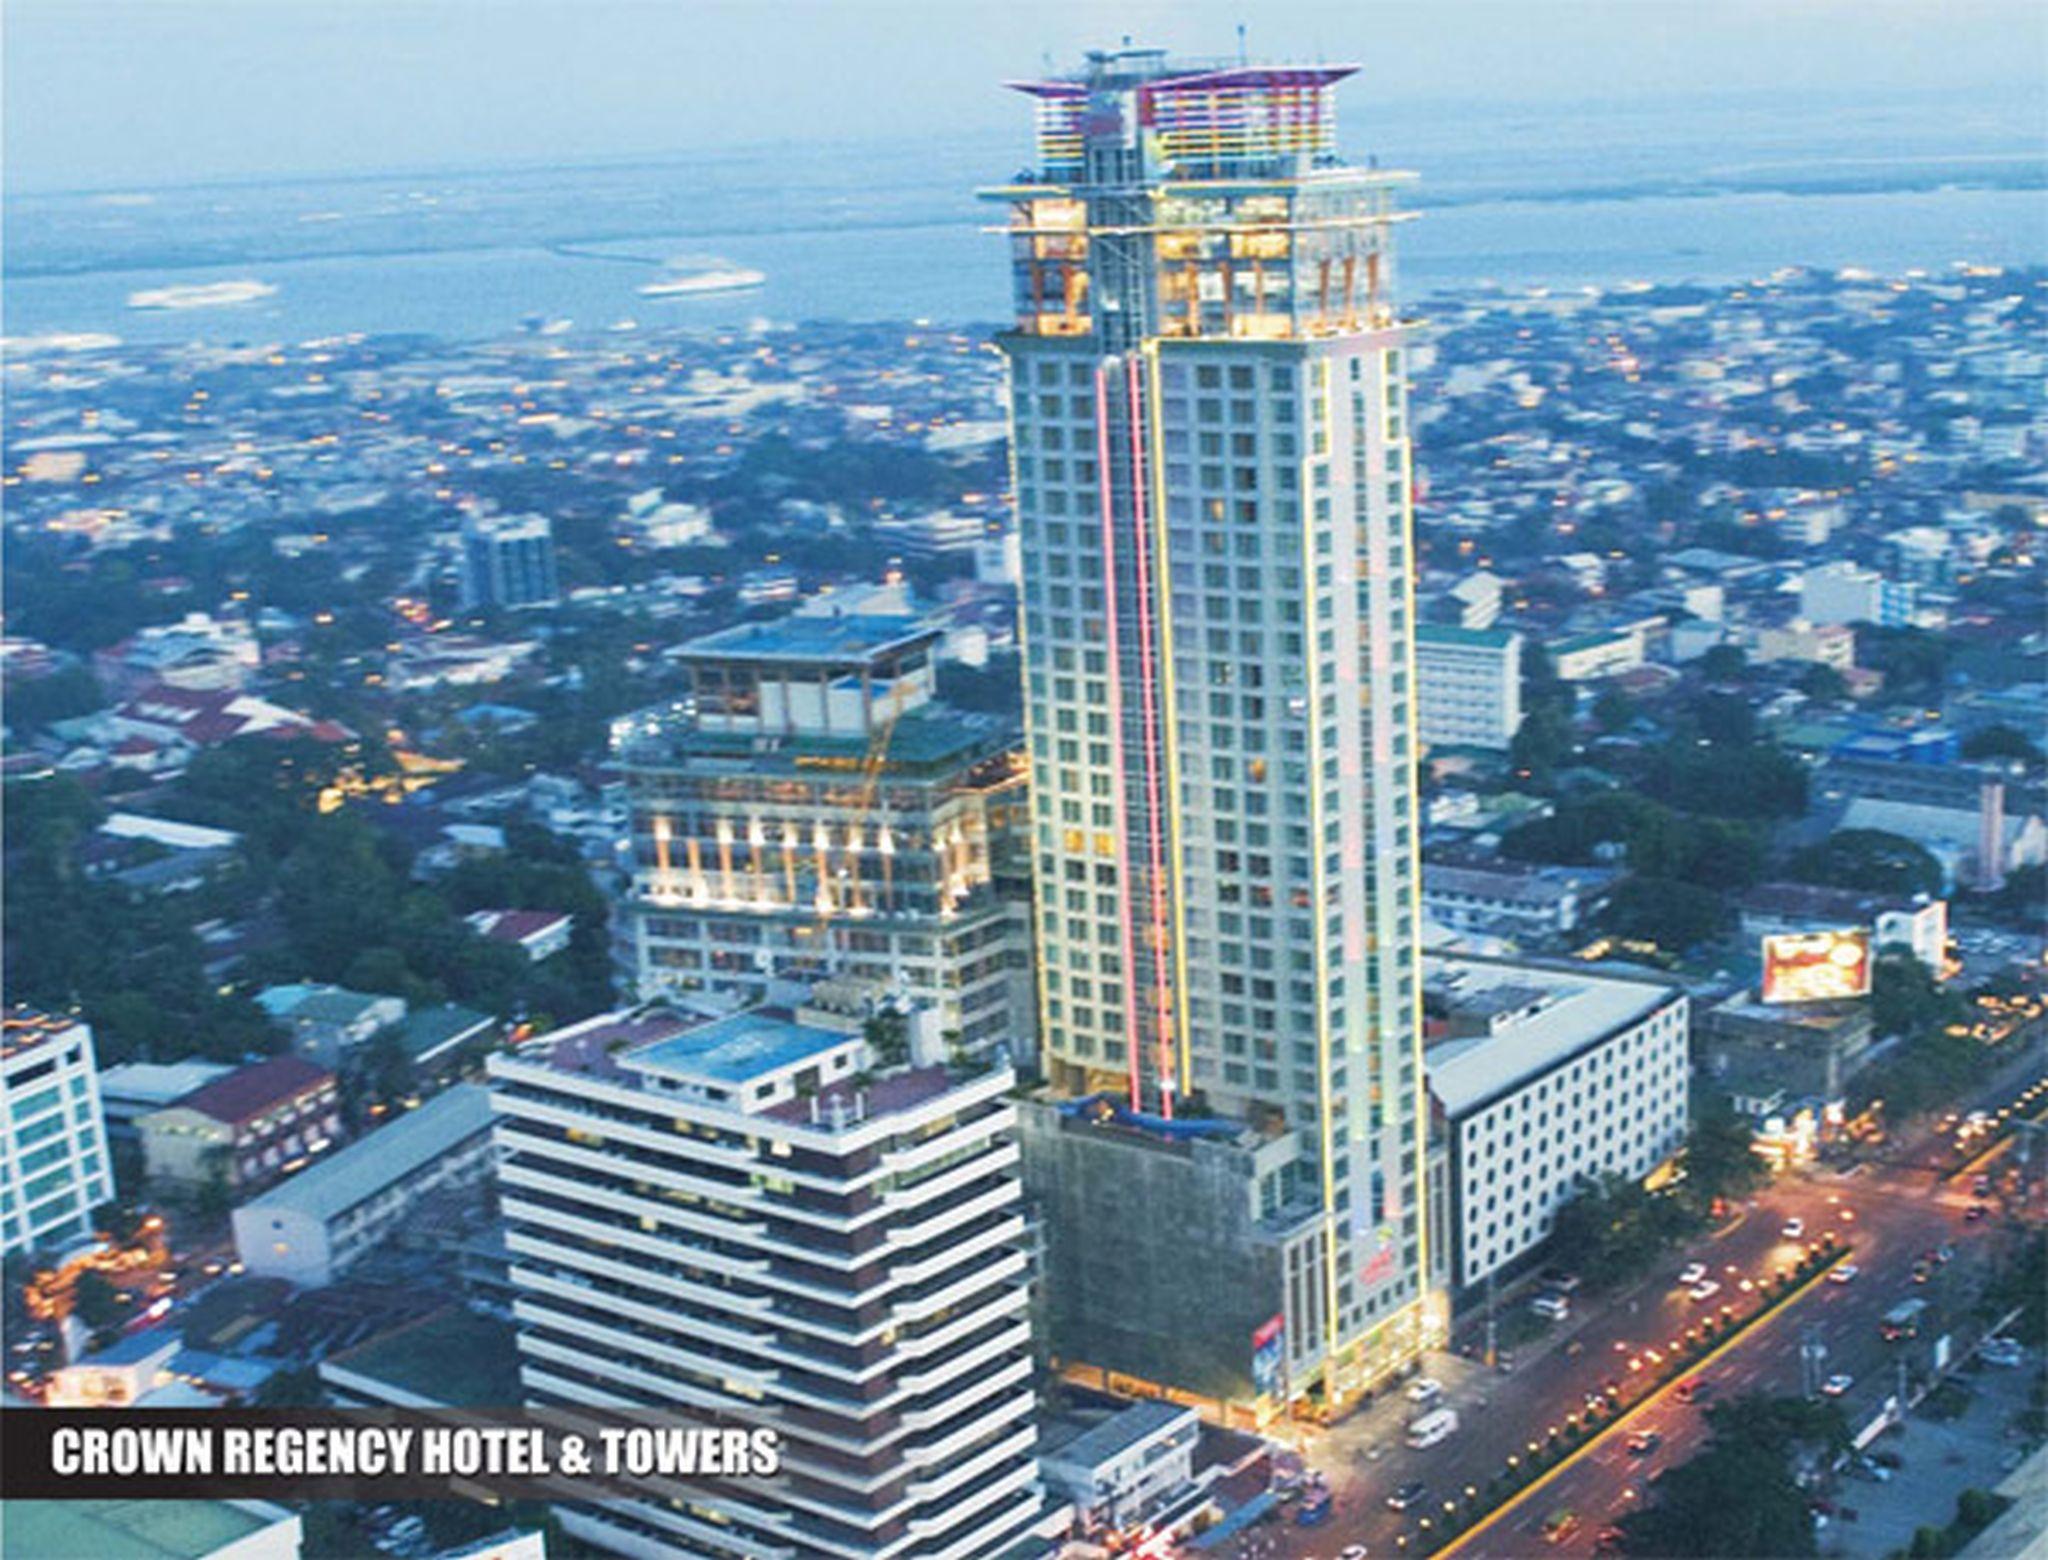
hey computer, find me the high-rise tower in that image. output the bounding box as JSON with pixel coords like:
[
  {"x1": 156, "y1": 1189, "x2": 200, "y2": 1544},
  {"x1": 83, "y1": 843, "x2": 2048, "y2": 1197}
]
[{"x1": 991, "y1": 48, "x2": 1440, "y2": 1408}]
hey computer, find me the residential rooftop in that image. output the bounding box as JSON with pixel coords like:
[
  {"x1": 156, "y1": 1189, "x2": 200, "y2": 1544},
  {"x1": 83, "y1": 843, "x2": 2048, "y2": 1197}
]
[
  {"x1": 156, "y1": 1055, "x2": 334, "y2": 1127},
  {"x1": 675, "y1": 611, "x2": 938, "y2": 667},
  {"x1": 626, "y1": 1009, "x2": 849, "y2": 1088},
  {"x1": 323, "y1": 1306, "x2": 522, "y2": 1408},
  {"x1": 238, "y1": 1084, "x2": 492, "y2": 1223}
]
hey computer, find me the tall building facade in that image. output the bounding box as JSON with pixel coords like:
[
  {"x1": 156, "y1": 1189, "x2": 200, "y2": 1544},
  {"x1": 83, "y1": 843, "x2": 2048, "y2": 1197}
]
[
  {"x1": 613, "y1": 602, "x2": 1036, "y2": 1062},
  {"x1": 2, "y1": 1008, "x2": 113, "y2": 1258},
  {"x1": 459, "y1": 511, "x2": 560, "y2": 611},
  {"x1": 487, "y1": 1000, "x2": 1050, "y2": 1559},
  {"x1": 991, "y1": 49, "x2": 1439, "y2": 1407}
]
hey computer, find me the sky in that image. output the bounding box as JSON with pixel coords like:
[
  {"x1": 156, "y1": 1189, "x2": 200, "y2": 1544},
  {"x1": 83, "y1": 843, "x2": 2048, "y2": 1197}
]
[{"x1": 6, "y1": 0, "x2": 2045, "y2": 193}]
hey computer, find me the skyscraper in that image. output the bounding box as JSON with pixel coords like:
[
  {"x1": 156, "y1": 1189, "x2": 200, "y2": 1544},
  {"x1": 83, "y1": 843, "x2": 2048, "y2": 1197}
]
[
  {"x1": 991, "y1": 48, "x2": 1441, "y2": 1409},
  {"x1": 459, "y1": 511, "x2": 560, "y2": 611}
]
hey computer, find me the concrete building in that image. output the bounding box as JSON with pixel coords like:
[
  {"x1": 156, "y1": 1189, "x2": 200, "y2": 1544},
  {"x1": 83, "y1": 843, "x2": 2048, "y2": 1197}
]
[
  {"x1": 464, "y1": 909, "x2": 573, "y2": 963},
  {"x1": 137, "y1": 1055, "x2": 340, "y2": 1199},
  {"x1": 2, "y1": 1008, "x2": 113, "y2": 1258},
  {"x1": 1018, "y1": 1096, "x2": 1324, "y2": 1410},
  {"x1": 1422, "y1": 862, "x2": 1611, "y2": 944},
  {"x1": 1039, "y1": 1398, "x2": 1201, "y2": 1532},
  {"x1": 232, "y1": 1084, "x2": 496, "y2": 1288},
  {"x1": 459, "y1": 511, "x2": 560, "y2": 611},
  {"x1": 1800, "y1": 561, "x2": 1917, "y2": 629},
  {"x1": 487, "y1": 1002, "x2": 1050, "y2": 1560},
  {"x1": 97, "y1": 1060, "x2": 236, "y2": 1148},
  {"x1": 254, "y1": 983, "x2": 407, "y2": 1070},
  {"x1": 1415, "y1": 624, "x2": 1523, "y2": 750},
  {"x1": 990, "y1": 46, "x2": 1440, "y2": 1411},
  {"x1": 1551, "y1": 626, "x2": 1646, "y2": 682},
  {"x1": 1424, "y1": 958, "x2": 1689, "y2": 1291},
  {"x1": 1695, "y1": 992, "x2": 1876, "y2": 1111},
  {"x1": 1752, "y1": 619, "x2": 1856, "y2": 671},
  {"x1": 320, "y1": 1306, "x2": 523, "y2": 1410},
  {"x1": 613, "y1": 603, "x2": 1034, "y2": 1061}
]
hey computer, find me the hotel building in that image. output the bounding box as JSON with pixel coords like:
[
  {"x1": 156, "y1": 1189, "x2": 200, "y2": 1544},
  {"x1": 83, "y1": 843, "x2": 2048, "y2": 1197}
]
[
  {"x1": 989, "y1": 47, "x2": 1439, "y2": 1408},
  {"x1": 613, "y1": 602, "x2": 1035, "y2": 1062},
  {"x1": 486, "y1": 999, "x2": 1051, "y2": 1559}
]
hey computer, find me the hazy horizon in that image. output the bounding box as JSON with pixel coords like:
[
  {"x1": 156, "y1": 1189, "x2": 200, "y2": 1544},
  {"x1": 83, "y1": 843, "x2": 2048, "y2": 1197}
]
[{"x1": 7, "y1": 0, "x2": 2046, "y2": 195}]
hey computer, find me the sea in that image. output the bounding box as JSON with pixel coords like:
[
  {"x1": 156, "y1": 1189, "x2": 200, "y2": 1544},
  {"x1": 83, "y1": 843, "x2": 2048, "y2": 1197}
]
[{"x1": 5, "y1": 88, "x2": 2046, "y2": 347}]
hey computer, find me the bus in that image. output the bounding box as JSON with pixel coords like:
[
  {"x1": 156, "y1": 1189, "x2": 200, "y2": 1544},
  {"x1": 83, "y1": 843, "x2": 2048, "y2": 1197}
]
[
  {"x1": 1406, "y1": 1408, "x2": 1460, "y2": 1448},
  {"x1": 1881, "y1": 1299, "x2": 1929, "y2": 1341}
]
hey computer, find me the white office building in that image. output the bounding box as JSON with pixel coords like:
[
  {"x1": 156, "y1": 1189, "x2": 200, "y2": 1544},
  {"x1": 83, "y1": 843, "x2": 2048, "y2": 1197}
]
[
  {"x1": 1424, "y1": 958, "x2": 1689, "y2": 1290},
  {"x1": 1415, "y1": 624, "x2": 1523, "y2": 750},
  {"x1": 486, "y1": 1000, "x2": 1051, "y2": 1560},
  {"x1": 2, "y1": 1008, "x2": 113, "y2": 1258}
]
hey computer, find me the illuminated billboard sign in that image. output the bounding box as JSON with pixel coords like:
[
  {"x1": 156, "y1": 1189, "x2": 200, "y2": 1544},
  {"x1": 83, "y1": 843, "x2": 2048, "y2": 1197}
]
[{"x1": 1760, "y1": 929, "x2": 1872, "y2": 1004}]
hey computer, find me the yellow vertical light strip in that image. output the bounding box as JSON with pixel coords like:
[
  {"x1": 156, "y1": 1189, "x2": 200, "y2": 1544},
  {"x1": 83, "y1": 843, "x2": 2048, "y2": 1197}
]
[
  {"x1": 1390, "y1": 331, "x2": 1434, "y2": 1323},
  {"x1": 1305, "y1": 351, "x2": 1343, "y2": 1400},
  {"x1": 1006, "y1": 349, "x2": 1058, "y2": 1071},
  {"x1": 1144, "y1": 340, "x2": 1193, "y2": 1094}
]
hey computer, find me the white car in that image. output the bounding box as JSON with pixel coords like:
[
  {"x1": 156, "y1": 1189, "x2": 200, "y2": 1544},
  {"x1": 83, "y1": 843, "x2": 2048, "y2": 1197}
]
[
  {"x1": 1679, "y1": 1262, "x2": 1708, "y2": 1286},
  {"x1": 1405, "y1": 1376, "x2": 1444, "y2": 1405},
  {"x1": 1340, "y1": 1547, "x2": 1370, "y2": 1560},
  {"x1": 1828, "y1": 1264, "x2": 1859, "y2": 1285},
  {"x1": 1688, "y1": 1280, "x2": 1721, "y2": 1302},
  {"x1": 1781, "y1": 1218, "x2": 1805, "y2": 1240},
  {"x1": 1981, "y1": 1337, "x2": 2024, "y2": 1367},
  {"x1": 1821, "y1": 1374, "x2": 1854, "y2": 1397}
]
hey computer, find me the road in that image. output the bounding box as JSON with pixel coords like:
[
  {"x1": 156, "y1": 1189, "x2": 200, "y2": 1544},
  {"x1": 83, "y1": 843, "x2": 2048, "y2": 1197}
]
[{"x1": 1248, "y1": 1049, "x2": 2046, "y2": 1560}]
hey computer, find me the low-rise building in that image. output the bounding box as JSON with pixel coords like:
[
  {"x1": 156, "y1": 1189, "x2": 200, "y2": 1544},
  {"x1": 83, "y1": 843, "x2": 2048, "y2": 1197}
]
[
  {"x1": 97, "y1": 1059, "x2": 236, "y2": 1145},
  {"x1": 1551, "y1": 626, "x2": 1645, "y2": 682},
  {"x1": 232, "y1": 1084, "x2": 496, "y2": 1288},
  {"x1": 464, "y1": 909, "x2": 573, "y2": 963},
  {"x1": 1415, "y1": 624, "x2": 1523, "y2": 751},
  {"x1": 319, "y1": 1306, "x2": 522, "y2": 1410},
  {"x1": 255, "y1": 983, "x2": 407, "y2": 1069},
  {"x1": 0, "y1": 1501, "x2": 302, "y2": 1560},
  {"x1": 1694, "y1": 991, "x2": 1876, "y2": 1110},
  {"x1": 1422, "y1": 862, "x2": 1613, "y2": 944},
  {"x1": 137, "y1": 1056, "x2": 340, "y2": 1199},
  {"x1": 2, "y1": 1008, "x2": 113, "y2": 1258},
  {"x1": 1752, "y1": 619, "x2": 1856, "y2": 671},
  {"x1": 1425, "y1": 957, "x2": 1689, "y2": 1291},
  {"x1": 1040, "y1": 1399, "x2": 1201, "y2": 1534}
]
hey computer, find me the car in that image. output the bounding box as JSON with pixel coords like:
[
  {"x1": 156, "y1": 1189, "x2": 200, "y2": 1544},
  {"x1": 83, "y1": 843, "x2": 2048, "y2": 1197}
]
[
  {"x1": 1626, "y1": 1430, "x2": 1663, "y2": 1456},
  {"x1": 1912, "y1": 1263, "x2": 1932, "y2": 1284},
  {"x1": 1387, "y1": 1481, "x2": 1428, "y2": 1511},
  {"x1": 1542, "y1": 1510, "x2": 1581, "y2": 1545},
  {"x1": 1688, "y1": 1279, "x2": 1721, "y2": 1302},
  {"x1": 1674, "y1": 1378, "x2": 1710, "y2": 1404},
  {"x1": 1340, "y1": 1547, "x2": 1370, "y2": 1560},
  {"x1": 1595, "y1": 1526, "x2": 1628, "y2": 1554},
  {"x1": 1965, "y1": 1203, "x2": 1988, "y2": 1221},
  {"x1": 1678, "y1": 1262, "x2": 1708, "y2": 1286},
  {"x1": 1781, "y1": 1218, "x2": 1805, "y2": 1239},
  {"x1": 1821, "y1": 1373, "x2": 1854, "y2": 1397},
  {"x1": 1405, "y1": 1376, "x2": 1444, "y2": 1405},
  {"x1": 1981, "y1": 1337, "x2": 2024, "y2": 1366},
  {"x1": 1828, "y1": 1264, "x2": 1860, "y2": 1284}
]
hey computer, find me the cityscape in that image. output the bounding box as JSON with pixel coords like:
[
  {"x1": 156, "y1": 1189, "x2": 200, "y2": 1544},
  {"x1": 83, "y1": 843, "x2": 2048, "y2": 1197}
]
[{"x1": 2, "y1": 8, "x2": 2046, "y2": 1560}]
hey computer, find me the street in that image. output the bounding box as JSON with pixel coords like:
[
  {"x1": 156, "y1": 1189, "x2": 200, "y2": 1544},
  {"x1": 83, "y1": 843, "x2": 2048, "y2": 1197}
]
[{"x1": 1244, "y1": 1049, "x2": 2046, "y2": 1560}]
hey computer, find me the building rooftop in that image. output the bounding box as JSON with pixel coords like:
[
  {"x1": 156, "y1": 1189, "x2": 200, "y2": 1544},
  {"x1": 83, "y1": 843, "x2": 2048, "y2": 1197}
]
[
  {"x1": 627, "y1": 1010, "x2": 848, "y2": 1089},
  {"x1": 1417, "y1": 623, "x2": 1519, "y2": 650},
  {"x1": 238, "y1": 1084, "x2": 492, "y2": 1223},
  {"x1": 255, "y1": 982, "x2": 397, "y2": 1029},
  {"x1": 98, "y1": 1060, "x2": 237, "y2": 1108},
  {"x1": 323, "y1": 1306, "x2": 522, "y2": 1408},
  {"x1": 158, "y1": 1054, "x2": 334, "y2": 1127},
  {"x1": 1, "y1": 1005, "x2": 84, "y2": 1063},
  {"x1": 0, "y1": 1500, "x2": 292, "y2": 1560},
  {"x1": 1041, "y1": 1398, "x2": 1196, "y2": 1471},
  {"x1": 1425, "y1": 956, "x2": 1682, "y2": 1118},
  {"x1": 395, "y1": 1003, "x2": 497, "y2": 1063},
  {"x1": 675, "y1": 611, "x2": 937, "y2": 668}
]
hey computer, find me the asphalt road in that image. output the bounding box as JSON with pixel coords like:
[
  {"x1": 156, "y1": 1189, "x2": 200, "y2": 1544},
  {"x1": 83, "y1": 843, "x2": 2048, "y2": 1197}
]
[{"x1": 1249, "y1": 1048, "x2": 2047, "y2": 1560}]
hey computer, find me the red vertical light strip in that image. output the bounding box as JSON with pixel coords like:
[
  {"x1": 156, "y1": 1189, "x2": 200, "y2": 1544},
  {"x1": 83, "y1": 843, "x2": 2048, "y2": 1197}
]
[
  {"x1": 1125, "y1": 357, "x2": 1175, "y2": 1119},
  {"x1": 1095, "y1": 362, "x2": 1143, "y2": 1110}
]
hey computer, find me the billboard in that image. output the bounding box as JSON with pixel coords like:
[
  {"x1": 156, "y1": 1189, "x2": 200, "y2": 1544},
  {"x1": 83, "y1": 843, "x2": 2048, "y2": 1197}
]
[
  {"x1": 1251, "y1": 1314, "x2": 1286, "y2": 1398},
  {"x1": 1761, "y1": 929, "x2": 1873, "y2": 1004}
]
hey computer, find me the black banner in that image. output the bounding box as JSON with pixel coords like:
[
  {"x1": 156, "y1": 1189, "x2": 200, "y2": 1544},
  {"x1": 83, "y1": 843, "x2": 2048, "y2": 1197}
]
[{"x1": 0, "y1": 1407, "x2": 782, "y2": 1504}]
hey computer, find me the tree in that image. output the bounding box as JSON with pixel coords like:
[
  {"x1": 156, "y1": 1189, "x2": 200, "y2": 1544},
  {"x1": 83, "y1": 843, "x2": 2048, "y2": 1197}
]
[
  {"x1": 1789, "y1": 829, "x2": 1944, "y2": 900},
  {"x1": 1696, "y1": 644, "x2": 1748, "y2": 683},
  {"x1": 1641, "y1": 741, "x2": 1807, "y2": 819},
  {"x1": 1510, "y1": 704, "x2": 1575, "y2": 788},
  {"x1": 1592, "y1": 688, "x2": 1638, "y2": 735},
  {"x1": 1871, "y1": 950, "x2": 1965, "y2": 1040},
  {"x1": 1678, "y1": 1093, "x2": 1769, "y2": 1212},
  {"x1": 1619, "y1": 1394, "x2": 1843, "y2": 1557},
  {"x1": 72, "y1": 1269, "x2": 125, "y2": 1337},
  {"x1": 1962, "y1": 723, "x2": 2044, "y2": 771},
  {"x1": 1794, "y1": 663, "x2": 1848, "y2": 703},
  {"x1": 1600, "y1": 876, "x2": 1731, "y2": 952},
  {"x1": 254, "y1": 1364, "x2": 326, "y2": 1407}
]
